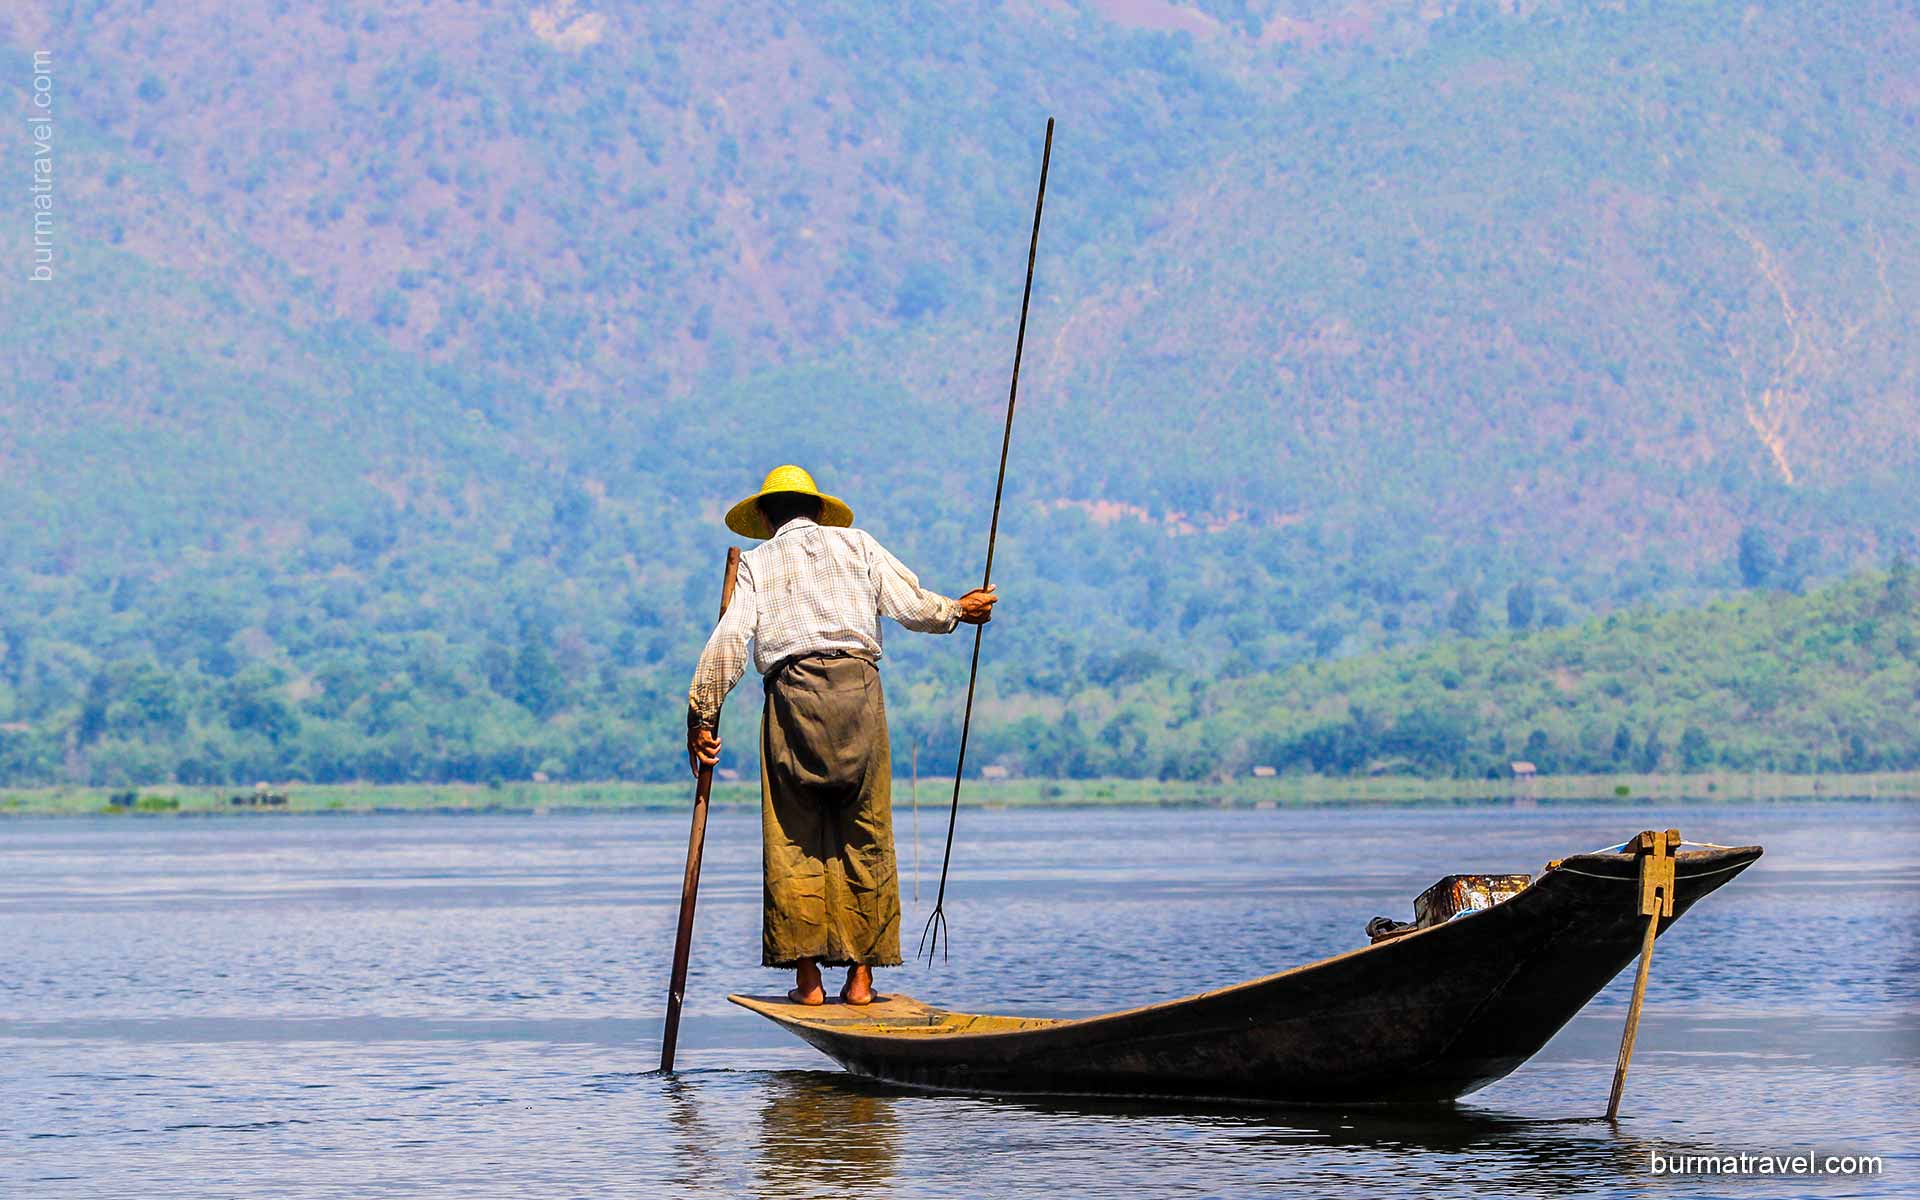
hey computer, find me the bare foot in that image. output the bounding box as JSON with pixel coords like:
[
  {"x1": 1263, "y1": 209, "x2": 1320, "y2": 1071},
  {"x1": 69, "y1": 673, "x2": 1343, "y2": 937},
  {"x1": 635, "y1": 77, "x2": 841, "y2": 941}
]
[
  {"x1": 788, "y1": 958, "x2": 824, "y2": 1006},
  {"x1": 840, "y1": 964, "x2": 874, "y2": 1006}
]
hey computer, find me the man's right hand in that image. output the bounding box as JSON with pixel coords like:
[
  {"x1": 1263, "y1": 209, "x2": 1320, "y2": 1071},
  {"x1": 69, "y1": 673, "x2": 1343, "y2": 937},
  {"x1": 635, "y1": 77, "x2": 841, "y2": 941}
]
[
  {"x1": 687, "y1": 725, "x2": 721, "y2": 776},
  {"x1": 956, "y1": 584, "x2": 998, "y2": 625}
]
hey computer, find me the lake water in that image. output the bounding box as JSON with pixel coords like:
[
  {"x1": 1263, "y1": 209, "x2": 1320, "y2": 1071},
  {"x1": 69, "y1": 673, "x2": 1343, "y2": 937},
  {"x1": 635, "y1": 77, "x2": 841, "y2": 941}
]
[{"x1": 2, "y1": 801, "x2": 1913, "y2": 1198}]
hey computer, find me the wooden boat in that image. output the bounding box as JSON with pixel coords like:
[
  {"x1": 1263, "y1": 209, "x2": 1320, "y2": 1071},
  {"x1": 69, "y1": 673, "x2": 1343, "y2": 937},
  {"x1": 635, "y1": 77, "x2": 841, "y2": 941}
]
[{"x1": 730, "y1": 839, "x2": 1762, "y2": 1104}]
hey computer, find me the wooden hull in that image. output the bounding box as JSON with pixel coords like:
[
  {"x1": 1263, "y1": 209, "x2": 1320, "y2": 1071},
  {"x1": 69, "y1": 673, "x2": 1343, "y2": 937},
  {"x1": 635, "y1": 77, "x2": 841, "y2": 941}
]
[{"x1": 730, "y1": 843, "x2": 1762, "y2": 1104}]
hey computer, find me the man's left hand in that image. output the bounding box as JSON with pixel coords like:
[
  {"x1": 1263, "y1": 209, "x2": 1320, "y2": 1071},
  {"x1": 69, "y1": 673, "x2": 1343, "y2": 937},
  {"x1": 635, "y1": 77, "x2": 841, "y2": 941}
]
[
  {"x1": 688, "y1": 725, "x2": 722, "y2": 775},
  {"x1": 956, "y1": 584, "x2": 998, "y2": 625}
]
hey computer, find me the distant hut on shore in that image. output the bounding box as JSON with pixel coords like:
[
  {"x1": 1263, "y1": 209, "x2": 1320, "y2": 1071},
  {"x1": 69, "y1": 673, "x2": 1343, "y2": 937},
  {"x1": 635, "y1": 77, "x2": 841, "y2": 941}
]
[{"x1": 229, "y1": 782, "x2": 289, "y2": 807}]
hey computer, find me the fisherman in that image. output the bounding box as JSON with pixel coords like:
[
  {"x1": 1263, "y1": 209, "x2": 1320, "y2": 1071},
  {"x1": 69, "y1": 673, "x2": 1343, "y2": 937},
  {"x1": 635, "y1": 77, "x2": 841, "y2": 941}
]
[{"x1": 687, "y1": 465, "x2": 998, "y2": 1006}]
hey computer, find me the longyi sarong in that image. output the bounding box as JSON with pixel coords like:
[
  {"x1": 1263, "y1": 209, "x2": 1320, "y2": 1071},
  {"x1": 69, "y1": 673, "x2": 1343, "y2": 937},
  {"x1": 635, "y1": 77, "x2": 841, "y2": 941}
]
[{"x1": 760, "y1": 653, "x2": 901, "y2": 968}]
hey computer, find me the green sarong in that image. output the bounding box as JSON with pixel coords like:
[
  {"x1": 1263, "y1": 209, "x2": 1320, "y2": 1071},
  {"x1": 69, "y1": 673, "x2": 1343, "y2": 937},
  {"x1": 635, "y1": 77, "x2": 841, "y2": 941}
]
[{"x1": 759, "y1": 653, "x2": 901, "y2": 968}]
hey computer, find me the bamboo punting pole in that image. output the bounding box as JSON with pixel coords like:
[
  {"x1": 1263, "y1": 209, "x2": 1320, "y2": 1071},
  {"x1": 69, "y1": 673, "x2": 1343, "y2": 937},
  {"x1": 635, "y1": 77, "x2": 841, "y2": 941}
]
[{"x1": 659, "y1": 546, "x2": 742, "y2": 1073}]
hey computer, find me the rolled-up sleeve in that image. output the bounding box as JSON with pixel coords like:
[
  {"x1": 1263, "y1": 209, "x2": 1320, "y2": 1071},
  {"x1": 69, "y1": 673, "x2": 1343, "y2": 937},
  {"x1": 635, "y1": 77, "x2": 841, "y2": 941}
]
[
  {"x1": 863, "y1": 532, "x2": 960, "y2": 634},
  {"x1": 687, "y1": 559, "x2": 757, "y2": 728}
]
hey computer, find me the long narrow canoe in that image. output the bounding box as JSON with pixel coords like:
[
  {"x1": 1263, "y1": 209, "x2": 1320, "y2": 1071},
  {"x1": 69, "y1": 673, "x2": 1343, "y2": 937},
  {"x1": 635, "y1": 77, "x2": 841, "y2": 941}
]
[{"x1": 731, "y1": 840, "x2": 1762, "y2": 1104}]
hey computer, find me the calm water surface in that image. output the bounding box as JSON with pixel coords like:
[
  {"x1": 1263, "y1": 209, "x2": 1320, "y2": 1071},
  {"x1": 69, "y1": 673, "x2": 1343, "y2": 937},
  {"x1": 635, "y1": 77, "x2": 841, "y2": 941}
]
[{"x1": 2, "y1": 801, "x2": 1914, "y2": 1197}]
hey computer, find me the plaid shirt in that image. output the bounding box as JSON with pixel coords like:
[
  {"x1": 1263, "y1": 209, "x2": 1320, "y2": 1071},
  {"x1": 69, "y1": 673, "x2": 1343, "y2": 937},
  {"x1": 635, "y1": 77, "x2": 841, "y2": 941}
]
[{"x1": 688, "y1": 516, "x2": 961, "y2": 727}]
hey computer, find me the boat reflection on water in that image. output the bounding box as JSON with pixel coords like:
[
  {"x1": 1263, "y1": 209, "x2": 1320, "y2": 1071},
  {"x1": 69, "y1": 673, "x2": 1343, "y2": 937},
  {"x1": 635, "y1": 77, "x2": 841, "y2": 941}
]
[
  {"x1": 750, "y1": 1072, "x2": 902, "y2": 1195},
  {"x1": 715, "y1": 1068, "x2": 1700, "y2": 1195},
  {"x1": 654, "y1": 1070, "x2": 901, "y2": 1195},
  {"x1": 985, "y1": 1090, "x2": 1656, "y2": 1187}
]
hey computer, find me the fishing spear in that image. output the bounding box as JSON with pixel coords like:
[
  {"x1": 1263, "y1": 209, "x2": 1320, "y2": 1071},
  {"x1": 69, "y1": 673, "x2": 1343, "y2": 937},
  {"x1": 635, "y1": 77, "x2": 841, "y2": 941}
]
[{"x1": 921, "y1": 116, "x2": 1054, "y2": 963}]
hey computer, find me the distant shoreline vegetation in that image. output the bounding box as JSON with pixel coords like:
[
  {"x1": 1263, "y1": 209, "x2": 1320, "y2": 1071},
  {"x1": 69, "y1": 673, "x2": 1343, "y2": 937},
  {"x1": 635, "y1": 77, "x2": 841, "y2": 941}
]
[
  {"x1": 4, "y1": 772, "x2": 1918, "y2": 818},
  {"x1": 5, "y1": 564, "x2": 1914, "y2": 789}
]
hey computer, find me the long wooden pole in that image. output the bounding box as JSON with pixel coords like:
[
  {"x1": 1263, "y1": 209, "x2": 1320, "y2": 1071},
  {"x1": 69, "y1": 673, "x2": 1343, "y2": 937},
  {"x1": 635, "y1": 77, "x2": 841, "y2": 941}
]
[
  {"x1": 920, "y1": 116, "x2": 1053, "y2": 964},
  {"x1": 1606, "y1": 909, "x2": 1660, "y2": 1118},
  {"x1": 659, "y1": 545, "x2": 742, "y2": 1073},
  {"x1": 1606, "y1": 827, "x2": 1678, "y2": 1118}
]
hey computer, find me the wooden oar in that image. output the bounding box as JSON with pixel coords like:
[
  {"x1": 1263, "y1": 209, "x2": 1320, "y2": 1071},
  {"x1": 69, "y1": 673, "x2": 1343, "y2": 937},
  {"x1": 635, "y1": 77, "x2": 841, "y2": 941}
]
[
  {"x1": 1606, "y1": 827, "x2": 1678, "y2": 1118},
  {"x1": 659, "y1": 545, "x2": 742, "y2": 1073}
]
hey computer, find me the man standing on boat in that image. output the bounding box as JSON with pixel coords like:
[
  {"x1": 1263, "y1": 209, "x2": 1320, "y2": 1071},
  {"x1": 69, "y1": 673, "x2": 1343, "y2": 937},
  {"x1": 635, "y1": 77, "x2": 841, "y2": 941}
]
[{"x1": 687, "y1": 465, "x2": 999, "y2": 1006}]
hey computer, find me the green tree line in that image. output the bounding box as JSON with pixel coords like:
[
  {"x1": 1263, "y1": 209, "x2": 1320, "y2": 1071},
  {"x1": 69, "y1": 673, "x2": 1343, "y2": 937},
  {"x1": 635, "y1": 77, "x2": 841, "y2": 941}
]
[{"x1": 1, "y1": 563, "x2": 1912, "y2": 787}]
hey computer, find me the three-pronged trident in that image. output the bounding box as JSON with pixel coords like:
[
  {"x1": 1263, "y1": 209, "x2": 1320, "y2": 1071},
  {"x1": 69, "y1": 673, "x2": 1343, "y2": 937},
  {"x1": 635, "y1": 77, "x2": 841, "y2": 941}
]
[{"x1": 920, "y1": 117, "x2": 1054, "y2": 964}]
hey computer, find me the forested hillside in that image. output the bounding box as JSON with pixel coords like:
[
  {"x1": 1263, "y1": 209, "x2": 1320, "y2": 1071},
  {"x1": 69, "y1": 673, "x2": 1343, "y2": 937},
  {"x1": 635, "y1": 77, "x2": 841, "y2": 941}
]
[
  {"x1": 0, "y1": 1, "x2": 1915, "y2": 785},
  {"x1": 971, "y1": 564, "x2": 1920, "y2": 780},
  {"x1": 5, "y1": 560, "x2": 1913, "y2": 786}
]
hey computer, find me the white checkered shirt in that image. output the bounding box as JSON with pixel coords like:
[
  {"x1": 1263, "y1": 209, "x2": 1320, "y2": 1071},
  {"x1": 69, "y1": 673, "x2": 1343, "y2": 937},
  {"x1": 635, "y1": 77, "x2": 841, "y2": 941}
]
[{"x1": 687, "y1": 516, "x2": 962, "y2": 727}]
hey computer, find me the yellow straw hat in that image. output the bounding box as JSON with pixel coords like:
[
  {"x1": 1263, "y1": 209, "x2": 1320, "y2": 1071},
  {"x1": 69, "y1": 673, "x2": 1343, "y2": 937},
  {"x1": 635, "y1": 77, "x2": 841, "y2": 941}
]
[{"x1": 724, "y1": 464, "x2": 855, "y2": 539}]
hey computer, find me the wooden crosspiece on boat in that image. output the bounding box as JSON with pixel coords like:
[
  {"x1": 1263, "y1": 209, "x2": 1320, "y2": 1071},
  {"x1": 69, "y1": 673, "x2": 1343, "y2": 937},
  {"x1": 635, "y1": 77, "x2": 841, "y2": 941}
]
[{"x1": 1606, "y1": 827, "x2": 1680, "y2": 1118}]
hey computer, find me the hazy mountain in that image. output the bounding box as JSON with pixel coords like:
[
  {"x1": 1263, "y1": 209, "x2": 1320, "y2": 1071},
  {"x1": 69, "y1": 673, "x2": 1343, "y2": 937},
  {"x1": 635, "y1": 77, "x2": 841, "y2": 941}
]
[{"x1": 1, "y1": 1, "x2": 1915, "y2": 783}]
